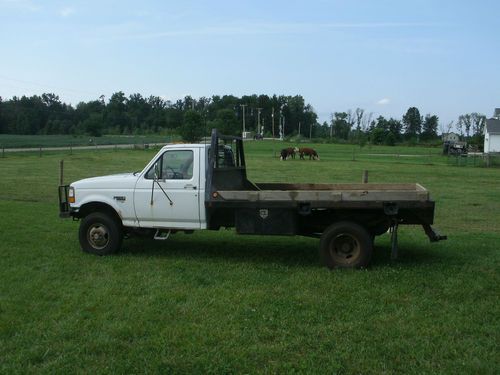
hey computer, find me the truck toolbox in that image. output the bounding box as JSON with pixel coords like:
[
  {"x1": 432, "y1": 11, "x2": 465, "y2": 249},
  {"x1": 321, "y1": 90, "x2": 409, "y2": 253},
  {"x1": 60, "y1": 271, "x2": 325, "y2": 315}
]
[{"x1": 235, "y1": 208, "x2": 297, "y2": 235}]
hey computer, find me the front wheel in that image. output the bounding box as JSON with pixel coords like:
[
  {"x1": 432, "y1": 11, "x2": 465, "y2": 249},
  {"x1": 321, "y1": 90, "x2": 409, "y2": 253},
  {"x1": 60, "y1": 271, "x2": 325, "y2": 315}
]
[
  {"x1": 320, "y1": 221, "x2": 373, "y2": 269},
  {"x1": 79, "y1": 212, "x2": 123, "y2": 255}
]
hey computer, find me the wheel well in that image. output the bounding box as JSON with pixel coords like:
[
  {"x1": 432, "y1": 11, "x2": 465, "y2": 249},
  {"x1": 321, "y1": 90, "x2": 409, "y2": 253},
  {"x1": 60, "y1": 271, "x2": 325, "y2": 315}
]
[{"x1": 76, "y1": 202, "x2": 122, "y2": 224}]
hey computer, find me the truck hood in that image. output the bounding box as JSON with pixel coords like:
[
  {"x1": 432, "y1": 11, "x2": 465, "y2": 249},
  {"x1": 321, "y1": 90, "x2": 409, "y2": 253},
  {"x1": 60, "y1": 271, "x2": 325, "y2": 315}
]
[{"x1": 71, "y1": 173, "x2": 138, "y2": 189}]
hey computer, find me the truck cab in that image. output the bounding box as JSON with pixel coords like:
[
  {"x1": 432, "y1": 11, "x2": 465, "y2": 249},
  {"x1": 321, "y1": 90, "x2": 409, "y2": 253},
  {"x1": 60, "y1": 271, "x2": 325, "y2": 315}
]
[{"x1": 62, "y1": 143, "x2": 209, "y2": 230}]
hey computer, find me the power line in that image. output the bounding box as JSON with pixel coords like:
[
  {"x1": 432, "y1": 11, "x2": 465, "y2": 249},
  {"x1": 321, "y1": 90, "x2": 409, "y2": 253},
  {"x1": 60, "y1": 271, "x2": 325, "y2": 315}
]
[{"x1": 0, "y1": 74, "x2": 101, "y2": 97}]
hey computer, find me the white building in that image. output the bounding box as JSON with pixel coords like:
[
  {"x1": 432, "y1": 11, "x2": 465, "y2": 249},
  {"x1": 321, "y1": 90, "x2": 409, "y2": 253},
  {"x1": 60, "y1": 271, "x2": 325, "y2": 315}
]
[{"x1": 484, "y1": 109, "x2": 500, "y2": 153}]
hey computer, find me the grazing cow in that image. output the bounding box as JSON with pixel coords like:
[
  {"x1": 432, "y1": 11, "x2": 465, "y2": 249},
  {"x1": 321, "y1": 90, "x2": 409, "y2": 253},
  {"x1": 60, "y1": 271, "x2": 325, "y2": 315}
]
[
  {"x1": 280, "y1": 147, "x2": 296, "y2": 160},
  {"x1": 299, "y1": 147, "x2": 319, "y2": 160}
]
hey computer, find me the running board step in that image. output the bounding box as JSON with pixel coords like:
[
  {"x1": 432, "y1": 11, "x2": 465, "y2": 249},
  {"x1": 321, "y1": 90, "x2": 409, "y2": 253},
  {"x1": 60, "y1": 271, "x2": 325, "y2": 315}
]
[{"x1": 154, "y1": 229, "x2": 171, "y2": 240}]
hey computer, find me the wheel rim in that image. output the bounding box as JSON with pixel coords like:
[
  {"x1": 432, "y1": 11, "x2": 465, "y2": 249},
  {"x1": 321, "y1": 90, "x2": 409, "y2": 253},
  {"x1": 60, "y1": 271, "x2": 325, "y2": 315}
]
[
  {"x1": 329, "y1": 233, "x2": 361, "y2": 264},
  {"x1": 87, "y1": 223, "x2": 110, "y2": 250}
]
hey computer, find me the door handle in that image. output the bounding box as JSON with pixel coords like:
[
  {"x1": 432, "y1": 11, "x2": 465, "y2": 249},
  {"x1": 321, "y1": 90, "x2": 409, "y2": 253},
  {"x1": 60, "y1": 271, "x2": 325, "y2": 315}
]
[{"x1": 184, "y1": 184, "x2": 197, "y2": 190}]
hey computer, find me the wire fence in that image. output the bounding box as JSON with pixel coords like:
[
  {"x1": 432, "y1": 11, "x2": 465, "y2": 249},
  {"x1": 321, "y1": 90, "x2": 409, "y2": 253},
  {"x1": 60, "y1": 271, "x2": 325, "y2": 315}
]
[
  {"x1": 274, "y1": 148, "x2": 500, "y2": 168},
  {"x1": 2, "y1": 142, "x2": 499, "y2": 168},
  {"x1": 0, "y1": 142, "x2": 167, "y2": 157}
]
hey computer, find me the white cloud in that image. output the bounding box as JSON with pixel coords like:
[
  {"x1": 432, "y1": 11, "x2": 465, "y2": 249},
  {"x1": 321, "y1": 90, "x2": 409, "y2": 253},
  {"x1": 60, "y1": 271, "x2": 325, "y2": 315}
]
[
  {"x1": 0, "y1": 0, "x2": 40, "y2": 12},
  {"x1": 86, "y1": 21, "x2": 433, "y2": 42},
  {"x1": 59, "y1": 6, "x2": 75, "y2": 17},
  {"x1": 377, "y1": 98, "x2": 391, "y2": 105}
]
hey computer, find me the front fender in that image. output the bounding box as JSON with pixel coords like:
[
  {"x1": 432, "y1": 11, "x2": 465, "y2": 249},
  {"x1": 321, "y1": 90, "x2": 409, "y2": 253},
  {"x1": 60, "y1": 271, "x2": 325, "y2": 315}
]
[{"x1": 71, "y1": 192, "x2": 133, "y2": 223}]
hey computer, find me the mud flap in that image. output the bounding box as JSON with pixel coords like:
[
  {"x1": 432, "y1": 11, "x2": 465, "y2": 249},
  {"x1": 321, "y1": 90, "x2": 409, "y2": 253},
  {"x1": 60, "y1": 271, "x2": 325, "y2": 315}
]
[{"x1": 422, "y1": 224, "x2": 447, "y2": 242}]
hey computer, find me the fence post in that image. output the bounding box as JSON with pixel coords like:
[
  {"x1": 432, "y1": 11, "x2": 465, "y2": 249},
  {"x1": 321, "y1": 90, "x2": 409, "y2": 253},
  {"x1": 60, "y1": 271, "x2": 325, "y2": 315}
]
[
  {"x1": 39, "y1": 146, "x2": 42, "y2": 157},
  {"x1": 2, "y1": 147, "x2": 4, "y2": 158},
  {"x1": 60, "y1": 160, "x2": 64, "y2": 185},
  {"x1": 70, "y1": 145, "x2": 72, "y2": 155},
  {"x1": 362, "y1": 170, "x2": 368, "y2": 183}
]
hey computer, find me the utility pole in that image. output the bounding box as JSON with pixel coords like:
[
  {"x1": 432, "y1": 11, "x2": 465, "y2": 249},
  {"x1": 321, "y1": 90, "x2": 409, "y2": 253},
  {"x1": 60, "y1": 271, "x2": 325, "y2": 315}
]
[
  {"x1": 240, "y1": 104, "x2": 247, "y2": 136},
  {"x1": 279, "y1": 109, "x2": 283, "y2": 140},
  {"x1": 330, "y1": 113, "x2": 334, "y2": 138},
  {"x1": 271, "y1": 107, "x2": 275, "y2": 138},
  {"x1": 309, "y1": 122, "x2": 313, "y2": 139},
  {"x1": 298, "y1": 121, "x2": 301, "y2": 137},
  {"x1": 257, "y1": 108, "x2": 262, "y2": 135},
  {"x1": 282, "y1": 104, "x2": 286, "y2": 139},
  {"x1": 279, "y1": 105, "x2": 286, "y2": 140}
]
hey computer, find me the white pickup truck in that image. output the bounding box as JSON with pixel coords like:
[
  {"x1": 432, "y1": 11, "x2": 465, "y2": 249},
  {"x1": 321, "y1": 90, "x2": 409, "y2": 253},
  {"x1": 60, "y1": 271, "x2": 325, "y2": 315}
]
[{"x1": 59, "y1": 129, "x2": 446, "y2": 269}]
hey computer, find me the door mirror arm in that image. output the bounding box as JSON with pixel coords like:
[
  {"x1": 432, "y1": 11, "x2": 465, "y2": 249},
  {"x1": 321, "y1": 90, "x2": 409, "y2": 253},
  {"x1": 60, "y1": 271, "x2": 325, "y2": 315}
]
[{"x1": 150, "y1": 162, "x2": 174, "y2": 206}]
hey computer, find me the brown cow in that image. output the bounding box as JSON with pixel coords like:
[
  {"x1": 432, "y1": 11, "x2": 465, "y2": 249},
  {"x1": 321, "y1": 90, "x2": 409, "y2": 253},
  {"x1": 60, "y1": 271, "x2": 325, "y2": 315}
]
[{"x1": 299, "y1": 147, "x2": 319, "y2": 160}]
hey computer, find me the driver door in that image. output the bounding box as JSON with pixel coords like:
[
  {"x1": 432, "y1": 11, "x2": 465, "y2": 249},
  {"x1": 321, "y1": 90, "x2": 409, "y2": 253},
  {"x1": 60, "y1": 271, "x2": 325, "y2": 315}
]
[{"x1": 134, "y1": 148, "x2": 201, "y2": 228}]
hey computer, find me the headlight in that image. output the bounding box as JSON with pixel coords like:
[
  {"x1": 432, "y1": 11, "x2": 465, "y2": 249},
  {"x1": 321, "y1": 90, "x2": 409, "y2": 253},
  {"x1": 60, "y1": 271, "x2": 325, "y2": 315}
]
[{"x1": 68, "y1": 186, "x2": 75, "y2": 203}]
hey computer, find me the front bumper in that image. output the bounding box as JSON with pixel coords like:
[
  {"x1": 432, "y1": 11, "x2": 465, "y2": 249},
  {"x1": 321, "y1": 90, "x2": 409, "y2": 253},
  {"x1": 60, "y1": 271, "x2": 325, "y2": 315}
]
[{"x1": 58, "y1": 185, "x2": 72, "y2": 218}]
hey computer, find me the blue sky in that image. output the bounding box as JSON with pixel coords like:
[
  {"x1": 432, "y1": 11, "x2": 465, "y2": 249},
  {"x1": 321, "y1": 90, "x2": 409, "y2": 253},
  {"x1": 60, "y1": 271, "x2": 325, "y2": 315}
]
[{"x1": 1, "y1": 0, "x2": 499, "y2": 128}]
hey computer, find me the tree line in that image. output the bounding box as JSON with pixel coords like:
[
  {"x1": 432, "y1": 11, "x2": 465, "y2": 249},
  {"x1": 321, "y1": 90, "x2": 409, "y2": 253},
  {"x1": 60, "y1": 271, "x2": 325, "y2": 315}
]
[
  {"x1": 0, "y1": 92, "x2": 486, "y2": 144},
  {"x1": 0, "y1": 92, "x2": 317, "y2": 140}
]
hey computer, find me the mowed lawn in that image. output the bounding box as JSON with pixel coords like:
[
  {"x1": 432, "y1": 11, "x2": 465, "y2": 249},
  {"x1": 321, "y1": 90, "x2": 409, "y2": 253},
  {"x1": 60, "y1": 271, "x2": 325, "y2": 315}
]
[{"x1": 0, "y1": 141, "x2": 499, "y2": 374}]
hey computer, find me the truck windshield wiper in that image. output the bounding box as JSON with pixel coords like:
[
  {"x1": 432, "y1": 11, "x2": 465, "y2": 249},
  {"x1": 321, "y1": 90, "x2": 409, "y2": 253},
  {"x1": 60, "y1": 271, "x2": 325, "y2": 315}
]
[{"x1": 133, "y1": 170, "x2": 141, "y2": 176}]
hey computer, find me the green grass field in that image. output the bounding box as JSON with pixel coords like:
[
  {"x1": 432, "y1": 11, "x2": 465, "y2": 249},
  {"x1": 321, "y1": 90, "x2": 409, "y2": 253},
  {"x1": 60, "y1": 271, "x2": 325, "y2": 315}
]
[{"x1": 1, "y1": 141, "x2": 499, "y2": 373}]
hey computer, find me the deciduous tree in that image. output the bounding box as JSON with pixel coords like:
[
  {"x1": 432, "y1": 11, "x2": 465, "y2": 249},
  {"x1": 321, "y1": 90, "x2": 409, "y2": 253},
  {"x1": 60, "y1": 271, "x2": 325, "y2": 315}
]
[
  {"x1": 210, "y1": 109, "x2": 239, "y2": 136},
  {"x1": 180, "y1": 110, "x2": 203, "y2": 142}
]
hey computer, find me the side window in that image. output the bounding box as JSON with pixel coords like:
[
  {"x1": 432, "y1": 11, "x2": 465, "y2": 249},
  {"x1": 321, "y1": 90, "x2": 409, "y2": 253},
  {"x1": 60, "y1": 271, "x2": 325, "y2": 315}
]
[{"x1": 145, "y1": 150, "x2": 194, "y2": 180}]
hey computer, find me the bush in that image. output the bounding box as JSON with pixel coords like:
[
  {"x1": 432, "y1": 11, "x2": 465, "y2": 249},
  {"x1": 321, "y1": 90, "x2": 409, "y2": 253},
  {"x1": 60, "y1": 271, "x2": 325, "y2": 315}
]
[
  {"x1": 385, "y1": 132, "x2": 396, "y2": 146},
  {"x1": 82, "y1": 114, "x2": 104, "y2": 137}
]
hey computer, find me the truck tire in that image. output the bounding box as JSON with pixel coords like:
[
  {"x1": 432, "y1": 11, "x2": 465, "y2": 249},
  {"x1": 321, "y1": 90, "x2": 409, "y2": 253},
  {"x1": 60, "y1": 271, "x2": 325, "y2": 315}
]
[
  {"x1": 79, "y1": 212, "x2": 123, "y2": 255},
  {"x1": 320, "y1": 221, "x2": 373, "y2": 269}
]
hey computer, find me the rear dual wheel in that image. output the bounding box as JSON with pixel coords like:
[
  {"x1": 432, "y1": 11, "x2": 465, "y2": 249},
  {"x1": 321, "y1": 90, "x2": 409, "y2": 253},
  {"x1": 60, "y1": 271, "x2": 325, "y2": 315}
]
[{"x1": 320, "y1": 221, "x2": 373, "y2": 269}]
